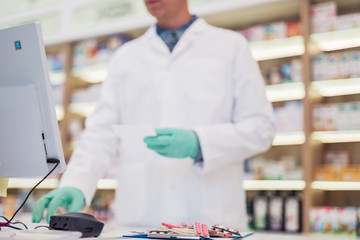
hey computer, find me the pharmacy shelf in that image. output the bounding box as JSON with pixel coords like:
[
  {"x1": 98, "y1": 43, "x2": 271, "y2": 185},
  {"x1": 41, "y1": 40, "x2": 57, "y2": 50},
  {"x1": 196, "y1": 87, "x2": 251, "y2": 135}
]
[
  {"x1": 312, "y1": 130, "x2": 360, "y2": 143},
  {"x1": 311, "y1": 28, "x2": 360, "y2": 52},
  {"x1": 243, "y1": 180, "x2": 306, "y2": 191},
  {"x1": 96, "y1": 179, "x2": 117, "y2": 190},
  {"x1": 8, "y1": 178, "x2": 306, "y2": 191},
  {"x1": 69, "y1": 40, "x2": 308, "y2": 85},
  {"x1": 265, "y1": 82, "x2": 305, "y2": 102},
  {"x1": 72, "y1": 62, "x2": 108, "y2": 84},
  {"x1": 49, "y1": 71, "x2": 65, "y2": 85},
  {"x1": 272, "y1": 131, "x2": 305, "y2": 146},
  {"x1": 69, "y1": 101, "x2": 98, "y2": 117},
  {"x1": 0, "y1": 0, "x2": 289, "y2": 46},
  {"x1": 55, "y1": 105, "x2": 64, "y2": 121},
  {"x1": 8, "y1": 178, "x2": 59, "y2": 189},
  {"x1": 311, "y1": 78, "x2": 360, "y2": 97},
  {"x1": 8, "y1": 178, "x2": 117, "y2": 190},
  {"x1": 311, "y1": 181, "x2": 360, "y2": 191},
  {"x1": 249, "y1": 36, "x2": 304, "y2": 61}
]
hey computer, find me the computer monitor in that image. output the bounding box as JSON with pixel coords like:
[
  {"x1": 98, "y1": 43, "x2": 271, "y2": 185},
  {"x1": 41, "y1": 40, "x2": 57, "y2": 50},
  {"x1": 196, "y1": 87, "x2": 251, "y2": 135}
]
[{"x1": 0, "y1": 23, "x2": 66, "y2": 177}]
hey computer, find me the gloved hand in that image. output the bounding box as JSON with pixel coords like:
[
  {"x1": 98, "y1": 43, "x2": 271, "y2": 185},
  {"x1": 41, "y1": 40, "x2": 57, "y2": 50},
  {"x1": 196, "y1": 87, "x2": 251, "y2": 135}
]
[
  {"x1": 32, "y1": 187, "x2": 85, "y2": 223},
  {"x1": 144, "y1": 128, "x2": 199, "y2": 159}
]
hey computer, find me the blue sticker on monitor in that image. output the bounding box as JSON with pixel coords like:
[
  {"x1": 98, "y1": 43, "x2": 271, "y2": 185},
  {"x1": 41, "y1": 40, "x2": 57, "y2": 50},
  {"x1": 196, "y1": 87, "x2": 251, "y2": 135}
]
[{"x1": 14, "y1": 41, "x2": 22, "y2": 50}]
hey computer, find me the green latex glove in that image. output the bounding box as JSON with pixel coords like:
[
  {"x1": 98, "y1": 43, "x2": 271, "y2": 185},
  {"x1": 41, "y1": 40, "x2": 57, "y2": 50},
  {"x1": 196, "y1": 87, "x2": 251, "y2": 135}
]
[
  {"x1": 144, "y1": 128, "x2": 199, "y2": 159},
  {"x1": 32, "y1": 187, "x2": 85, "y2": 223}
]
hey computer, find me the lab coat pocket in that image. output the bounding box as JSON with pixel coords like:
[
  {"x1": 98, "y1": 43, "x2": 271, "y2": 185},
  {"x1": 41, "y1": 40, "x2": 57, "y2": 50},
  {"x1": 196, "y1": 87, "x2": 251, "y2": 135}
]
[{"x1": 116, "y1": 164, "x2": 147, "y2": 224}]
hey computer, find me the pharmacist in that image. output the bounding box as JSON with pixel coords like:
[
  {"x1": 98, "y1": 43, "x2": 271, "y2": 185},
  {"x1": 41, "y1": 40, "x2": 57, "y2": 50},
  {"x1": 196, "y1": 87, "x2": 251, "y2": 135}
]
[{"x1": 32, "y1": 0, "x2": 275, "y2": 230}]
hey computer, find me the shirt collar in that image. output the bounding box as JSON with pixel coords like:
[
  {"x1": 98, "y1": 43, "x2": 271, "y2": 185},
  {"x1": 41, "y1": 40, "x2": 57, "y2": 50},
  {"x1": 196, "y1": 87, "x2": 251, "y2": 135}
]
[{"x1": 155, "y1": 15, "x2": 198, "y2": 52}]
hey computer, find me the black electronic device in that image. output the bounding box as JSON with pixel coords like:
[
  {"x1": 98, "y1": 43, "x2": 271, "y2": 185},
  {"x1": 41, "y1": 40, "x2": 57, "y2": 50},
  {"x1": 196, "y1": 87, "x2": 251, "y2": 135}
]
[{"x1": 49, "y1": 212, "x2": 104, "y2": 238}]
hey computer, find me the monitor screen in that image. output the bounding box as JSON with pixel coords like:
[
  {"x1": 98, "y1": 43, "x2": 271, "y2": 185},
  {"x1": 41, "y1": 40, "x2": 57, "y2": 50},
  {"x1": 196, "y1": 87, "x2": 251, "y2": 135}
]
[{"x1": 0, "y1": 23, "x2": 66, "y2": 177}]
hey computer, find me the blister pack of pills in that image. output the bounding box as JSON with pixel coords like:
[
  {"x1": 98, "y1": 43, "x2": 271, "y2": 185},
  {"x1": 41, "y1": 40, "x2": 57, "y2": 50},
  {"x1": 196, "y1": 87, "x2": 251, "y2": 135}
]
[{"x1": 123, "y1": 222, "x2": 253, "y2": 239}]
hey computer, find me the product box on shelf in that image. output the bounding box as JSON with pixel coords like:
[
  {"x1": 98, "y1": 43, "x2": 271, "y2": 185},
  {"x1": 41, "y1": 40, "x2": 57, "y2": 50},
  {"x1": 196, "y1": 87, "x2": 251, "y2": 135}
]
[
  {"x1": 286, "y1": 21, "x2": 301, "y2": 38},
  {"x1": 314, "y1": 165, "x2": 360, "y2": 182},
  {"x1": 240, "y1": 21, "x2": 300, "y2": 42},
  {"x1": 312, "y1": 51, "x2": 360, "y2": 81},
  {"x1": 51, "y1": 83, "x2": 64, "y2": 106},
  {"x1": 310, "y1": 207, "x2": 357, "y2": 236},
  {"x1": 324, "y1": 150, "x2": 350, "y2": 166},
  {"x1": 335, "y1": 13, "x2": 360, "y2": 31},
  {"x1": 312, "y1": 102, "x2": 360, "y2": 131},
  {"x1": 71, "y1": 83, "x2": 102, "y2": 103},
  {"x1": 312, "y1": 1, "x2": 360, "y2": 33},
  {"x1": 72, "y1": 34, "x2": 130, "y2": 69},
  {"x1": 274, "y1": 101, "x2": 303, "y2": 132},
  {"x1": 311, "y1": 1, "x2": 337, "y2": 33},
  {"x1": 263, "y1": 59, "x2": 303, "y2": 85},
  {"x1": 245, "y1": 156, "x2": 302, "y2": 181},
  {"x1": 47, "y1": 52, "x2": 64, "y2": 72}
]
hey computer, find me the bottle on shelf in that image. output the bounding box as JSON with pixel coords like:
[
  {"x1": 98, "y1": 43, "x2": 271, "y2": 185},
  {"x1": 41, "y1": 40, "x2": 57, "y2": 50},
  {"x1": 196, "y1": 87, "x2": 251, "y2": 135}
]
[
  {"x1": 253, "y1": 191, "x2": 269, "y2": 230},
  {"x1": 268, "y1": 191, "x2": 284, "y2": 231},
  {"x1": 284, "y1": 191, "x2": 302, "y2": 233},
  {"x1": 246, "y1": 199, "x2": 254, "y2": 231}
]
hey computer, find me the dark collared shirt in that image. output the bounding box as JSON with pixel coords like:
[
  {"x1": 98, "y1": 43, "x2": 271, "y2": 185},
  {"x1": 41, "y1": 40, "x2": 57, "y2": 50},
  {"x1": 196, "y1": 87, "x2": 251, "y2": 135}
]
[{"x1": 156, "y1": 15, "x2": 198, "y2": 52}]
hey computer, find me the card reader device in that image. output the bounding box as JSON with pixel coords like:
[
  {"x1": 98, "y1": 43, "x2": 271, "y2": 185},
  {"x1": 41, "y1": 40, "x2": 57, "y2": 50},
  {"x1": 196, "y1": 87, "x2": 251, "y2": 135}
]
[{"x1": 49, "y1": 212, "x2": 104, "y2": 238}]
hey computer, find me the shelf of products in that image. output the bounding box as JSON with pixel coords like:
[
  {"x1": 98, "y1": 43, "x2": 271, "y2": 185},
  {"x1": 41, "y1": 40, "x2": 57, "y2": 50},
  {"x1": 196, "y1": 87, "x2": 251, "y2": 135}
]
[
  {"x1": 308, "y1": 1, "x2": 360, "y2": 237},
  {"x1": 248, "y1": 190, "x2": 303, "y2": 232},
  {"x1": 310, "y1": 206, "x2": 358, "y2": 236}
]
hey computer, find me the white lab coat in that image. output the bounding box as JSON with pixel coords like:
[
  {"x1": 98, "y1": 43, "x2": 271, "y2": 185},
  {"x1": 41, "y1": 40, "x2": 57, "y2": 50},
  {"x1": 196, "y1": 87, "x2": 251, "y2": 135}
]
[{"x1": 60, "y1": 18, "x2": 275, "y2": 231}]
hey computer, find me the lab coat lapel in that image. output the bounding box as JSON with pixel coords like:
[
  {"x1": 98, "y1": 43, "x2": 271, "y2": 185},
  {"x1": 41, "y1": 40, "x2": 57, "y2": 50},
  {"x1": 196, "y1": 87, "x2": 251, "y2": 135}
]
[
  {"x1": 171, "y1": 18, "x2": 206, "y2": 57},
  {"x1": 146, "y1": 26, "x2": 170, "y2": 55}
]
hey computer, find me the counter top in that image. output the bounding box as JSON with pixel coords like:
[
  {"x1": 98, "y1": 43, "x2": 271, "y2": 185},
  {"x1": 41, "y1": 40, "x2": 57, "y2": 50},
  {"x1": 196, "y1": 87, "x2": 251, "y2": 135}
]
[
  {"x1": 1, "y1": 222, "x2": 358, "y2": 239},
  {"x1": 97, "y1": 231, "x2": 360, "y2": 240}
]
